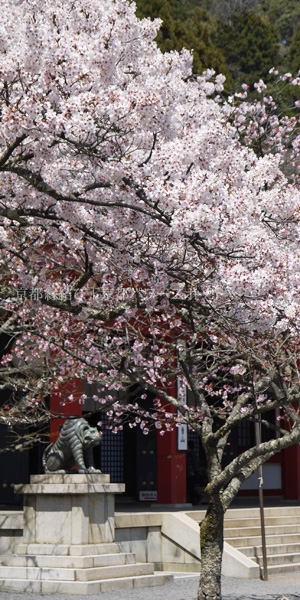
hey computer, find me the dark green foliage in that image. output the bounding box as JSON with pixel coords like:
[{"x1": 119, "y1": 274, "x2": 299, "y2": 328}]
[
  {"x1": 290, "y1": 24, "x2": 300, "y2": 74},
  {"x1": 181, "y1": 9, "x2": 230, "y2": 77},
  {"x1": 260, "y1": 0, "x2": 300, "y2": 44},
  {"x1": 135, "y1": 0, "x2": 188, "y2": 54},
  {"x1": 216, "y1": 11, "x2": 279, "y2": 87},
  {"x1": 135, "y1": 1, "x2": 230, "y2": 78},
  {"x1": 135, "y1": 0, "x2": 185, "y2": 29},
  {"x1": 187, "y1": 0, "x2": 262, "y2": 23},
  {"x1": 135, "y1": 0, "x2": 300, "y2": 90}
]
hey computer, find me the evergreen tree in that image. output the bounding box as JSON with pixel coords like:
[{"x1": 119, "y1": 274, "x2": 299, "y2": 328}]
[
  {"x1": 217, "y1": 11, "x2": 279, "y2": 86},
  {"x1": 289, "y1": 23, "x2": 300, "y2": 74},
  {"x1": 260, "y1": 0, "x2": 300, "y2": 44},
  {"x1": 135, "y1": 0, "x2": 230, "y2": 77},
  {"x1": 185, "y1": 9, "x2": 230, "y2": 77},
  {"x1": 193, "y1": 0, "x2": 262, "y2": 22}
]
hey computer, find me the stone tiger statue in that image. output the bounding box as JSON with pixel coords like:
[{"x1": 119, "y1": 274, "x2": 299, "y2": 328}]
[{"x1": 43, "y1": 417, "x2": 102, "y2": 474}]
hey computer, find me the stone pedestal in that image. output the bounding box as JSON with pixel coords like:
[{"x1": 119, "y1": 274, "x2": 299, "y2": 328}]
[
  {"x1": 0, "y1": 473, "x2": 173, "y2": 593},
  {"x1": 15, "y1": 474, "x2": 124, "y2": 545}
]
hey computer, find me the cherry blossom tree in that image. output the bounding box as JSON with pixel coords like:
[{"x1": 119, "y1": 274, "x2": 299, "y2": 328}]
[{"x1": 2, "y1": 2, "x2": 300, "y2": 599}]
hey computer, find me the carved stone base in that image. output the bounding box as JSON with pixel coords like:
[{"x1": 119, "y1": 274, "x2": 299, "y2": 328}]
[
  {"x1": 0, "y1": 474, "x2": 173, "y2": 593},
  {"x1": 15, "y1": 474, "x2": 124, "y2": 545}
]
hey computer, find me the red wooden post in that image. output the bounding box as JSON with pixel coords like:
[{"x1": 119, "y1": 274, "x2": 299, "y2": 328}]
[
  {"x1": 50, "y1": 379, "x2": 83, "y2": 440},
  {"x1": 156, "y1": 397, "x2": 186, "y2": 504}
]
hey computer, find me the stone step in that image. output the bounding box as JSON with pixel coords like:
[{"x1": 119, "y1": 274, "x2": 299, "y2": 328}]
[
  {"x1": 223, "y1": 506, "x2": 300, "y2": 575},
  {"x1": 171, "y1": 507, "x2": 300, "y2": 524},
  {"x1": 225, "y1": 507, "x2": 300, "y2": 519},
  {"x1": 225, "y1": 524, "x2": 300, "y2": 538},
  {"x1": 240, "y1": 542, "x2": 300, "y2": 557},
  {"x1": 16, "y1": 542, "x2": 120, "y2": 556},
  {"x1": 77, "y1": 562, "x2": 155, "y2": 582},
  {"x1": 0, "y1": 573, "x2": 174, "y2": 594},
  {"x1": 226, "y1": 532, "x2": 300, "y2": 547},
  {"x1": 0, "y1": 561, "x2": 155, "y2": 582},
  {"x1": 0, "y1": 552, "x2": 136, "y2": 569},
  {"x1": 224, "y1": 515, "x2": 300, "y2": 528},
  {"x1": 255, "y1": 552, "x2": 300, "y2": 566},
  {"x1": 266, "y1": 562, "x2": 300, "y2": 575}
]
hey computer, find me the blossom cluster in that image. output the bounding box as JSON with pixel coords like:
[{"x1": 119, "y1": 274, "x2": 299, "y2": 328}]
[{"x1": 0, "y1": 0, "x2": 300, "y2": 435}]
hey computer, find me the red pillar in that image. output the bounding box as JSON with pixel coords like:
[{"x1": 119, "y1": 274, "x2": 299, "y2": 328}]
[
  {"x1": 283, "y1": 445, "x2": 300, "y2": 500},
  {"x1": 50, "y1": 379, "x2": 83, "y2": 440},
  {"x1": 156, "y1": 398, "x2": 186, "y2": 504}
]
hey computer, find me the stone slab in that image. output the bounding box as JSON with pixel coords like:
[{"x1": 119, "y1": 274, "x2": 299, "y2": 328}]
[
  {"x1": 69, "y1": 543, "x2": 120, "y2": 556},
  {"x1": 0, "y1": 566, "x2": 27, "y2": 579},
  {"x1": 16, "y1": 542, "x2": 121, "y2": 557},
  {"x1": 75, "y1": 562, "x2": 154, "y2": 581},
  {"x1": 0, "y1": 579, "x2": 42, "y2": 592},
  {"x1": 0, "y1": 566, "x2": 76, "y2": 581},
  {"x1": 100, "y1": 574, "x2": 173, "y2": 592},
  {"x1": 16, "y1": 543, "x2": 70, "y2": 556},
  {"x1": 159, "y1": 562, "x2": 199, "y2": 572},
  {"x1": 147, "y1": 528, "x2": 162, "y2": 564},
  {"x1": 0, "y1": 511, "x2": 23, "y2": 529},
  {"x1": 0, "y1": 552, "x2": 132, "y2": 569},
  {"x1": 41, "y1": 580, "x2": 98, "y2": 594},
  {"x1": 15, "y1": 483, "x2": 125, "y2": 495},
  {"x1": 30, "y1": 474, "x2": 110, "y2": 484},
  {"x1": 133, "y1": 574, "x2": 174, "y2": 588},
  {"x1": 115, "y1": 513, "x2": 162, "y2": 528},
  {"x1": 161, "y1": 513, "x2": 200, "y2": 561},
  {"x1": 0, "y1": 574, "x2": 173, "y2": 594},
  {"x1": 0, "y1": 535, "x2": 22, "y2": 555},
  {"x1": 100, "y1": 578, "x2": 134, "y2": 592},
  {"x1": 222, "y1": 541, "x2": 260, "y2": 579},
  {"x1": 161, "y1": 535, "x2": 185, "y2": 564}
]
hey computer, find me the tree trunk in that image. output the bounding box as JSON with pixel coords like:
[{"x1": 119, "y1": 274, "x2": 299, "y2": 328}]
[{"x1": 198, "y1": 495, "x2": 224, "y2": 600}]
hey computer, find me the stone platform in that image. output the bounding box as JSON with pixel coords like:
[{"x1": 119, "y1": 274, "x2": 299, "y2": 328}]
[{"x1": 0, "y1": 474, "x2": 173, "y2": 593}]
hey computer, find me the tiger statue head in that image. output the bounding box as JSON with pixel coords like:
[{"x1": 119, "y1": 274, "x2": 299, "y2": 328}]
[{"x1": 75, "y1": 418, "x2": 102, "y2": 448}]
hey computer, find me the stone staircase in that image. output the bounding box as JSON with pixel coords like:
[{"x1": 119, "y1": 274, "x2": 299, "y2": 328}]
[
  {"x1": 0, "y1": 541, "x2": 173, "y2": 593},
  {"x1": 0, "y1": 474, "x2": 173, "y2": 594},
  {"x1": 224, "y1": 505, "x2": 300, "y2": 576}
]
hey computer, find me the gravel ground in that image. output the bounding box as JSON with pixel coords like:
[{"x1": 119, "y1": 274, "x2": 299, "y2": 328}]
[{"x1": 0, "y1": 573, "x2": 300, "y2": 600}]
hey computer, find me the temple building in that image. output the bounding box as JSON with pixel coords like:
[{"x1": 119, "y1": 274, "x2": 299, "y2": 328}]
[{"x1": 0, "y1": 378, "x2": 298, "y2": 507}]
